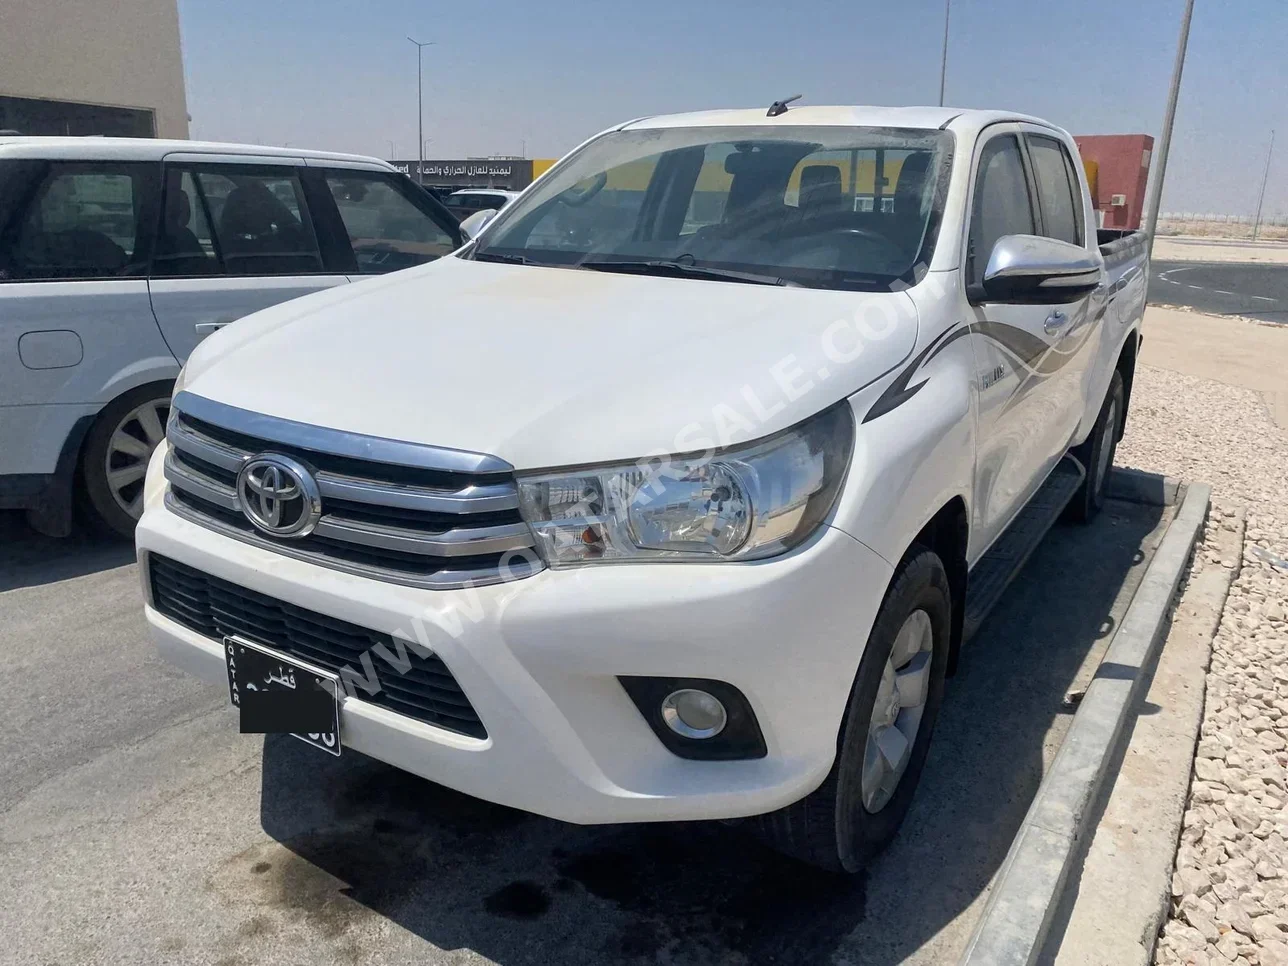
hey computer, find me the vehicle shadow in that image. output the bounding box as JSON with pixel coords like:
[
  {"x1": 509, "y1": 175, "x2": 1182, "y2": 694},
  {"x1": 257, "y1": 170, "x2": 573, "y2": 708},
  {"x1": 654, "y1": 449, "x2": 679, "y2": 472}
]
[
  {"x1": 256, "y1": 496, "x2": 1168, "y2": 966},
  {"x1": 836, "y1": 496, "x2": 1169, "y2": 964},
  {"x1": 0, "y1": 511, "x2": 135, "y2": 593}
]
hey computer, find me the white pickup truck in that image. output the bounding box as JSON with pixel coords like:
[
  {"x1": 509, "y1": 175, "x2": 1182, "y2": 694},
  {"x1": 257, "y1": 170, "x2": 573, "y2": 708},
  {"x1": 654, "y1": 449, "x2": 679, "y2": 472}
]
[{"x1": 138, "y1": 104, "x2": 1148, "y2": 873}]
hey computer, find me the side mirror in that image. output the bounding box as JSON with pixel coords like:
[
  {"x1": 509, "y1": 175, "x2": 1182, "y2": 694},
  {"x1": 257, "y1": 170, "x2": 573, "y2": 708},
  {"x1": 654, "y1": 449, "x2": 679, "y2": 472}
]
[
  {"x1": 978, "y1": 234, "x2": 1102, "y2": 305},
  {"x1": 459, "y1": 208, "x2": 498, "y2": 241}
]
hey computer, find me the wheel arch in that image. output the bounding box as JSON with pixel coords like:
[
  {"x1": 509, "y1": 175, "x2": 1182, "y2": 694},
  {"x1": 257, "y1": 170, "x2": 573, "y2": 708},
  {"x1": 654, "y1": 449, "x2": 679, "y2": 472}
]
[
  {"x1": 1114, "y1": 328, "x2": 1140, "y2": 442},
  {"x1": 76, "y1": 378, "x2": 177, "y2": 536},
  {"x1": 904, "y1": 497, "x2": 970, "y2": 675}
]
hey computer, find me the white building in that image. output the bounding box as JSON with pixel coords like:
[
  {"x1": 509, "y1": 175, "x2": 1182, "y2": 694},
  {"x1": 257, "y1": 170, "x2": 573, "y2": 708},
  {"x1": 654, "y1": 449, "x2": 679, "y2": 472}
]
[{"x1": 0, "y1": 0, "x2": 188, "y2": 138}]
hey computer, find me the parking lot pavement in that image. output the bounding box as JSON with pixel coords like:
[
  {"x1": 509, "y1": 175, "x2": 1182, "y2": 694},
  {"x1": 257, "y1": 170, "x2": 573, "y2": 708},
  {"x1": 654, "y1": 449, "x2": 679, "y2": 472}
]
[{"x1": 1, "y1": 499, "x2": 1172, "y2": 966}]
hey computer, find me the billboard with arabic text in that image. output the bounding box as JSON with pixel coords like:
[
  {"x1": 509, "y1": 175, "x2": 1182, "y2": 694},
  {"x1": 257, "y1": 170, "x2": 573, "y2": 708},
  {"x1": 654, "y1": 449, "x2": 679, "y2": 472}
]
[{"x1": 391, "y1": 159, "x2": 534, "y2": 190}]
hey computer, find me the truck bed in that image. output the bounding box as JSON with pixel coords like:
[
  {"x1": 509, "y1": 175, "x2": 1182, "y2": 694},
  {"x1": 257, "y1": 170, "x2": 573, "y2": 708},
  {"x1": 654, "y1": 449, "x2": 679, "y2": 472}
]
[{"x1": 1097, "y1": 229, "x2": 1148, "y2": 272}]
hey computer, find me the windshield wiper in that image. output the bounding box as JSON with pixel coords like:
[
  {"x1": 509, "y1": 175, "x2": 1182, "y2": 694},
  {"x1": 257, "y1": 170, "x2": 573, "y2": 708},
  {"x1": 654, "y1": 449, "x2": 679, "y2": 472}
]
[
  {"x1": 472, "y1": 250, "x2": 529, "y2": 264},
  {"x1": 575, "y1": 259, "x2": 791, "y2": 287}
]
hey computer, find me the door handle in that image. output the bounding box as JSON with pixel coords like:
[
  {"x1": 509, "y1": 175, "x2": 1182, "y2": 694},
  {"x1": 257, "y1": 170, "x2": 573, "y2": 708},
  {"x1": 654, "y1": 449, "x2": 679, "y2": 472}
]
[
  {"x1": 1043, "y1": 312, "x2": 1068, "y2": 335},
  {"x1": 194, "y1": 320, "x2": 234, "y2": 337}
]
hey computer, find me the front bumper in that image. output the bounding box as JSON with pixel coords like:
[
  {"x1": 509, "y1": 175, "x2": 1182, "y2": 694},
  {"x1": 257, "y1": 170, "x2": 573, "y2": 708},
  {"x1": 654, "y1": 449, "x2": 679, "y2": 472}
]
[{"x1": 137, "y1": 444, "x2": 893, "y2": 824}]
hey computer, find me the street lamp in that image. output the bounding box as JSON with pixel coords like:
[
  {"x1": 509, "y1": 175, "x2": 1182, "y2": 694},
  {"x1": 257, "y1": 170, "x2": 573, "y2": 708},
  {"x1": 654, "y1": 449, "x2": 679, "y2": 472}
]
[
  {"x1": 386, "y1": 139, "x2": 396, "y2": 159},
  {"x1": 1144, "y1": 0, "x2": 1196, "y2": 254},
  {"x1": 1253, "y1": 130, "x2": 1275, "y2": 243},
  {"x1": 407, "y1": 36, "x2": 435, "y2": 184}
]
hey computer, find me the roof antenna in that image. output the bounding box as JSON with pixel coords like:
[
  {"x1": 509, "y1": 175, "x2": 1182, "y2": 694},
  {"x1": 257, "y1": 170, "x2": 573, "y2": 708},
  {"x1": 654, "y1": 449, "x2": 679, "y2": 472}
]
[{"x1": 766, "y1": 94, "x2": 802, "y2": 118}]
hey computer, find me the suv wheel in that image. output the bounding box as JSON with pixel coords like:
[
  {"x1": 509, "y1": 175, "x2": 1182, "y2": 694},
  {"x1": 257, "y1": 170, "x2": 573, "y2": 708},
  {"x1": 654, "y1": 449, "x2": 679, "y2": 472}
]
[
  {"x1": 81, "y1": 384, "x2": 171, "y2": 538},
  {"x1": 752, "y1": 546, "x2": 952, "y2": 872}
]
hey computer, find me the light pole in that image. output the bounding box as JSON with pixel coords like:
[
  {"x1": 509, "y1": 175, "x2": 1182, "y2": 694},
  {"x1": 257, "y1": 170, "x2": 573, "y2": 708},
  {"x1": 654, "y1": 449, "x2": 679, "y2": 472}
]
[
  {"x1": 387, "y1": 139, "x2": 396, "y2": 159},
  {"x1": 938, "y1": 0, "x2": 951, "y2": 107},
  {"x1": 1144, "y1": 0, "x2": 1196, "y2": 254},
  {"x1": 1253, "y1": 130, "x2": 1275, "y2": 243},
  {"x1": 407, "y1": 36, "x2": 435, "y2": 184}
]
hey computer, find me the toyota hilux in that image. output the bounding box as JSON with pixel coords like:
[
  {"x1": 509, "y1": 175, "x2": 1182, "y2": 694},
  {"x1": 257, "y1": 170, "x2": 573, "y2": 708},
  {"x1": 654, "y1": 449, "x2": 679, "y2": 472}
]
[{"x1": 137, "y1": 104, "x2": 1147, "y2": 872}]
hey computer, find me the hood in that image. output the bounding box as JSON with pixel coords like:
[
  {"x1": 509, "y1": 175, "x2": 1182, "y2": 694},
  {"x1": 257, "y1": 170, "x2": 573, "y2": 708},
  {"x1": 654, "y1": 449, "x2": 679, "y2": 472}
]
[{"x1": 183, "y1": 257, "x2": 918, "y2": 470}]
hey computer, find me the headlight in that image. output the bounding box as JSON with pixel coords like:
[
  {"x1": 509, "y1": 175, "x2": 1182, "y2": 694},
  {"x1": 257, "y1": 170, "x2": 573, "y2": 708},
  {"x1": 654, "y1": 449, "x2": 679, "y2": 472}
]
[
  {"x1": 517, "y1": 403, "x2": 854, "y2": 567},
  {"x1": 171, "y1": 364, "x2": 189, "y2": 398}
]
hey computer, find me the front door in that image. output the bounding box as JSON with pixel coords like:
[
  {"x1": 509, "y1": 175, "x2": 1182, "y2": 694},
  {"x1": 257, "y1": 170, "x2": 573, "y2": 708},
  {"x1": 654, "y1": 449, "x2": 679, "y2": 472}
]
[
  {"x1": 965, "y1": 128, "x2": 1087, "y2": 556},
  {"x1": 147, "y1": 160, "x2": 348, "y2": 363}
]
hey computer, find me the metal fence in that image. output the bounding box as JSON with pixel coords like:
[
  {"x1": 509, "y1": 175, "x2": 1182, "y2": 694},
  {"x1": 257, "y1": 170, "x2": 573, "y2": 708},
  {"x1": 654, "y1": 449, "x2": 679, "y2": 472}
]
[{"x1": 1156, "y1": 212, "x2": 1288, "y2": 240}]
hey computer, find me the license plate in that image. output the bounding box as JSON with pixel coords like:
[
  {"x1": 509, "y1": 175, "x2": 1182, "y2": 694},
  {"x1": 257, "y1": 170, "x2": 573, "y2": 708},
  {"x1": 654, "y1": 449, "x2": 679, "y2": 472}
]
[{"x1": 223, "y1": 636, "x2": 342, "y2": 756}]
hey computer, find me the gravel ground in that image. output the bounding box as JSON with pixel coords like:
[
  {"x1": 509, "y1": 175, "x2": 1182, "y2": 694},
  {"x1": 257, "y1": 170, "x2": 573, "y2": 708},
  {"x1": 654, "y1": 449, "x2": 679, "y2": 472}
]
[{"x1": 1114, "y1": 364, "x2": 1288, "y2": 966}]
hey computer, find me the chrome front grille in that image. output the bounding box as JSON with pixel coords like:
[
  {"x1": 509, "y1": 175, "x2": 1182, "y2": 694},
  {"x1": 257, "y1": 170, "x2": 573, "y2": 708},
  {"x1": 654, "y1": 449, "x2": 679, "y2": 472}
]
[{"x1": 164, "y1": 392, "x2": 543, "y2": 589}]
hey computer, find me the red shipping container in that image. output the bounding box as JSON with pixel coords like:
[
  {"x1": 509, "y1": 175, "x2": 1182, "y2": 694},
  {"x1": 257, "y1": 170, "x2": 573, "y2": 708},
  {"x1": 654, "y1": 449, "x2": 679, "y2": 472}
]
[{"x1": 1073, "y1": 134, "x2": 1154, "y2": 230}]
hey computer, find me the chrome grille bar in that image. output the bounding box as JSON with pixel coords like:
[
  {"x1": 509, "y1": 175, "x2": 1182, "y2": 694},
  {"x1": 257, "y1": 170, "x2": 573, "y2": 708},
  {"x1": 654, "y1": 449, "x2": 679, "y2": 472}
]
[
  {"x1": 311, "y1": 518, "x2": 535, "y2": 557},
  {"x1": 164, "y1": 392, "x2": 543, "y2": 590},
  {"x1": 164, "y1": 451, "x2": 239, "y2": 511},
  {"x1": 314, "y1": 472, "x2": 518, "y2": 514}
]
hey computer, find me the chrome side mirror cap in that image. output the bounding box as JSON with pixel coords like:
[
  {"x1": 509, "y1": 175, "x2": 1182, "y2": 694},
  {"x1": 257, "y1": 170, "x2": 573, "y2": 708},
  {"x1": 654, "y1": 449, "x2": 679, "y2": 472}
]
[
  {"x1": 459, "y1": 208, "x2": 499, "y2": 241},
  {"x1": 978, "y1": 234, "x2": 1103, "y2": 305}
]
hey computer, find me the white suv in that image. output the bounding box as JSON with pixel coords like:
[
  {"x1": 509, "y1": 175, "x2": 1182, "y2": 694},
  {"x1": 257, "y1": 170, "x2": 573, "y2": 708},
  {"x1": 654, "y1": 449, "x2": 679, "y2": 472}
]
[{"x1": 0, "y1": 137, "x2": 462, "y2": 537}]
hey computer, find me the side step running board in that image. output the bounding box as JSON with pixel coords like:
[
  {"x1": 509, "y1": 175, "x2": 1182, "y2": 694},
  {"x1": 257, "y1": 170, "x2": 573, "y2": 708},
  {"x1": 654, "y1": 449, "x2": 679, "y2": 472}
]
[{"x1": 963, "y1": 455, "x2": 1086, "y2": 642}]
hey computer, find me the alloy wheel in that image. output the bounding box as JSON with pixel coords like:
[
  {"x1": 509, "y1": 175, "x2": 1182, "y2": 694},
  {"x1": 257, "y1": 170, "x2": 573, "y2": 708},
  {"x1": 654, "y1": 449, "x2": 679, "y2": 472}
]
[
  {"x1": 1094, "y1": 396, "x2": 1119, "y2": 498},
  {"x1": 104, "y1": 398, "x2": 169, "y2": 520},
  {"x1": 861, "y1": 608, "x2": 935, "y2": 813}
]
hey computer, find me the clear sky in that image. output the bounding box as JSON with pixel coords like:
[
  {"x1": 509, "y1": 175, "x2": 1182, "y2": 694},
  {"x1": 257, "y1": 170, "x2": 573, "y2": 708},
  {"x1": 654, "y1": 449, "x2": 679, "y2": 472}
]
[{"x1": 177, "y1": 0, "x2": 1287, "y2": 218}]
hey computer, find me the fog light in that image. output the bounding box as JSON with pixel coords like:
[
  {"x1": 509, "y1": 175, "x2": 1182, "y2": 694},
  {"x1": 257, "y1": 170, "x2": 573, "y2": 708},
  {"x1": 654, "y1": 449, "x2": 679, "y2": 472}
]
[{"x1": 660, "y1": 689, "x2": 727, "y2": 739}]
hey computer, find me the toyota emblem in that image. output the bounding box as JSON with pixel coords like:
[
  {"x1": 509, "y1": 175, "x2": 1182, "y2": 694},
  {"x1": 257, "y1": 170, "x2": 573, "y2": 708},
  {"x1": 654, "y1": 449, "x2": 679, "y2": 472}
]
[{"x1": 236, "y1": 454, "x2": 322, "y2": 538}]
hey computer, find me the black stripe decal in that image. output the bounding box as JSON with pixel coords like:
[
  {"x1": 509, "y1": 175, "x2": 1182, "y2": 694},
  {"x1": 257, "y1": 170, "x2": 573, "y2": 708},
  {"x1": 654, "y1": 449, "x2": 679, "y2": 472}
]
[
  {"x1": 862, "y1": 314, "x2": 1097, "y2": 424},
  {"x1": 971, "y1": 320, "x2": 1050, "y2": 370},
  {"x1": 863, "y1": 322, "x2": 969, "y2": 423}
]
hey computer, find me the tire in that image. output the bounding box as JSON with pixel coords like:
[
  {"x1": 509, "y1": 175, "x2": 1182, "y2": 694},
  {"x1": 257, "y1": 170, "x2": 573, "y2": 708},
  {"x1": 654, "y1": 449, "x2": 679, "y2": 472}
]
[
  {"x1": 1065, "y1": 370, "x2": 1124, "y2": 524},
  {"x1": 752, "y1": 546, "x2": 952, "y2": 873},
  {"x1": 81, "y1": 383, "x2": 172, "y2": 539}
]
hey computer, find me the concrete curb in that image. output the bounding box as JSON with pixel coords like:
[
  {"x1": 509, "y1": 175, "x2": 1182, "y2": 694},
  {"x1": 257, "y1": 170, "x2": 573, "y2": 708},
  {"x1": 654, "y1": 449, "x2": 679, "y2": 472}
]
[
  {"x1": 1107, "y1": 467, "x2": 1181, "y2": 507},
  {"x1": 957, "y1": 481, "x2": 1212, "y2": 966}
]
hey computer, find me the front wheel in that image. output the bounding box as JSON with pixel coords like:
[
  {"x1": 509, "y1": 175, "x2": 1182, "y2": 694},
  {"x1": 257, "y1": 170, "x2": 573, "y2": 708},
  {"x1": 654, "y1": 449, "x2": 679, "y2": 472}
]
[
  {"x1": 81, "y1": 384, "x2": 172, "y2": 538},
  {"x1": 752, "y1": 546, "x2": 952, "y2": 873},
  {"x1": 1066, "y1": 370, "x2": 1124, "y2": 524}
]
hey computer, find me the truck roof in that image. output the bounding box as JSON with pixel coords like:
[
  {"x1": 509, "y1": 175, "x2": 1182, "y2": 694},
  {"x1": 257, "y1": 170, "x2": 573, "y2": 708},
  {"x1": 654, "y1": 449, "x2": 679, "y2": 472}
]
[
  {"x1": 620, "y1": 105, "x2": 1063, "y2": 138},
  {"x1": 0, "y1": 136, "x2": 396, "y2": 168}
]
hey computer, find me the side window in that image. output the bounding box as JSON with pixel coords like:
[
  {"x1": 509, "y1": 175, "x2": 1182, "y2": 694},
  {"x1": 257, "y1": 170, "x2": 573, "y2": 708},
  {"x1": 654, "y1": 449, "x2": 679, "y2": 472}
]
[
  {"x1": 192, "y1": 167, "x2": 323, "y2": 276},
  {"x1": 1027, "y1": 135, "x2": 1082, "y2": 246},
  {"x1": 966, "y1": 134, "x2": 1036, "y2": 291},
  {"x1": 5, "y1": 163, "x2": 145, "y2": 280},
  {"x1": 152, "y1": 169, "x2": 219, "y2": 276},
  {"x1": 325, "y1": 171, "x2": 456, "y2": 274}
]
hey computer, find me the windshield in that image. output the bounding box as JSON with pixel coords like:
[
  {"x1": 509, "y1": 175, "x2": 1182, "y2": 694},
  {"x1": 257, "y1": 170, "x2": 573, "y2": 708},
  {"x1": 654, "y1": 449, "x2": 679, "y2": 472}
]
[{"x1": 471, "y1": 125, "x2": 953, "y2": 289}]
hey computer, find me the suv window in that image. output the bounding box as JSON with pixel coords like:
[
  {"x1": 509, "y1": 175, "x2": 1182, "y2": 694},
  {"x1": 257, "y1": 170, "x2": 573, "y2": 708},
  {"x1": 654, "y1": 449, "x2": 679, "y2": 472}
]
[
  {"x1": 326, "y1": 171, "x2": 456, "y2": 273},
  {"x1": 192, "y1": 167, "x2": 323, "y2": 276},
  {"x1": 1027, "y1": 135, "x2": 1083, "y2": 246},
  {"x1": 3, "y1": 163, "x2": 150, "y2": 280},
  {"x1": 152, "y1": 169, "x2": 219, "y2": 276},
  {"x1": 966, "y1": 134, "x2": 1035, "y2": 291}
]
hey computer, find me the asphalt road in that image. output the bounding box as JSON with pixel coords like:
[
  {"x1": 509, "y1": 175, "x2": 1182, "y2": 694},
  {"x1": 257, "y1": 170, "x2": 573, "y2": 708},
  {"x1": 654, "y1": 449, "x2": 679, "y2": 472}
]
[
  {"x1": 1, "y1": 497, "x2": 1171, "y2": 966},
  {"x1": 1150, "y1": 260, "x2": 1288, "y2": 324}
]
